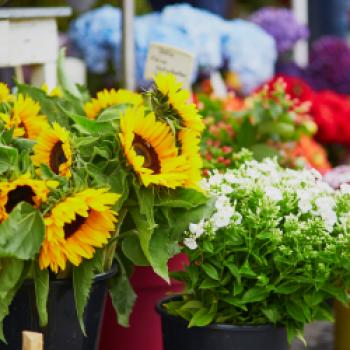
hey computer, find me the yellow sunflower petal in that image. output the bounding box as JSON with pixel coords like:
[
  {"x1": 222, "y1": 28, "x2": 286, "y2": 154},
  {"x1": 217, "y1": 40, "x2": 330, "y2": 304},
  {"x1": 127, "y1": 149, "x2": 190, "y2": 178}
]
[
  {"x1": 39, "y1": 188, "x2": 120, "y2": 272},
  {"x1": 32, "y1": 122, "x2": 72, "y2": 178},
  {"x1": 154, "y1": 72, "x2": 205, "y2": 133},
  {"x1": 119, "y1": 107, "x2": 191, "y2": 188},
  {"x1": 0, "y1": 175, "x2": 58, "y2": 222},
  {"x1": 84, "y1": 88, "x2": 143, "y2": 119}
]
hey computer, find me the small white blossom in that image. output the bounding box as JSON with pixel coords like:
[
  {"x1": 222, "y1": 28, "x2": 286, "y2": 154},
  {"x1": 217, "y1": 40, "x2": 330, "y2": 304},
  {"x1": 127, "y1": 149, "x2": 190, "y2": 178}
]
[
  {"x1": 265, "y1": 186, "x2": 283, "y2": 201},
  {"x1": 183, "y1": 237, "x2": 198, "y2": 250},
  {"x1": 224, "y1": 172, "x2": 236, "y2": 184},
  {"x1": 220, "y1": 184, "x2": 233, "y2": 194},
  {"x1": 215, "y1": 195, "x2": 231, "y2": 210},
  {"x1": 208, "y1": 173, "x2": 224, "y2": 187},
  {"x1": 189, "y1": 220, "x2": 205, "y2": 238},
  {"x1": 340, "y1": 184, "x2": 350, "y2": 195},
  {"x1": 211, "y1": 211, "x2": 233, "y2": 229}
]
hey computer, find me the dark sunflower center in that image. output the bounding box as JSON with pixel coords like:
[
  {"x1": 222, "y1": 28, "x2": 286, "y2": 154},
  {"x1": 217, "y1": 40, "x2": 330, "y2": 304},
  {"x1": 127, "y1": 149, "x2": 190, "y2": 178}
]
[
  {"x1": 49, "y1": 141, "x2": 67, "y2": 174},
  {"x1": 18, "y1": 122, "x2": 28, "y2": 138},
  {"x1": 63, "y1": 214, "x2": 87, "y2": 239},
  {"x1": 5, "y1": 185, "x2": 35, "y2": 213},
  {"x1": 132, "y1": 134, "x2": 161, "y2": 174}
]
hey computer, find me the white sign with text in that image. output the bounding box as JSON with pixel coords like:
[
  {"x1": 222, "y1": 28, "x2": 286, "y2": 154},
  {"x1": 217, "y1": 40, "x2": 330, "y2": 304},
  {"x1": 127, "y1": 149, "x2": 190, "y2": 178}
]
[{"x1": 144, "y1": 42, "x2": 195, "y2": 88}]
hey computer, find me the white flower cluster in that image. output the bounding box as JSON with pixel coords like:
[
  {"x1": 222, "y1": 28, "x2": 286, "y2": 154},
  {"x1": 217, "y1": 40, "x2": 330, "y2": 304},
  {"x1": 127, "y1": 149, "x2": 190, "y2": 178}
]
[{"x1": 184, "y1": 158, "x2": 347, "y2": 250}]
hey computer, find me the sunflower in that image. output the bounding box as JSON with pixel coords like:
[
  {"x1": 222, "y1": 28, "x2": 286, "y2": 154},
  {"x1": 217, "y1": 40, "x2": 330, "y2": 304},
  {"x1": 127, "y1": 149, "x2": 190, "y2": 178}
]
[
  {"x1": 153, "y1": 73, "x2": 205, "y2": 133},
  {"x1": 84, "y1": 88, "x2": 143, "y2": 120},
  {"x1": 32, "y1": 122, "x2": 72, "y2": 177},
  {"x1": 0, "y1": 174, "x2": 58, "y2": 222},
  {"x1": 0, "y1": 94, "x2": 48, "y2": 139},
  {"x1": 39, "y1": 188, "x2": 120, "y2": 273},
  {"x1": 178, "y1": 129, "x2": 203, "y2": 189},
  {"x1": 119, "y1": 107, "x2": 190, "y2": 188},
  {"x1": 0, "y1": 83, "x2": 12, "y2": 103}
]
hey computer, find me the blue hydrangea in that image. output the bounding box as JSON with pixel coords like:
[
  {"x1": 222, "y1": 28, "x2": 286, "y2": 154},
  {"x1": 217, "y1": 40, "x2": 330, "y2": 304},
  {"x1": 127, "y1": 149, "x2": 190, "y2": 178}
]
[
  {"x1": 69, "y1": 5, "x2": 122, "y2": 73},
  {"x1": 222, "y1": 19, "x2": 277, "y2": 94},
  {"x1": 160, "y1": 4, "x2": 224, "y2": 70}
]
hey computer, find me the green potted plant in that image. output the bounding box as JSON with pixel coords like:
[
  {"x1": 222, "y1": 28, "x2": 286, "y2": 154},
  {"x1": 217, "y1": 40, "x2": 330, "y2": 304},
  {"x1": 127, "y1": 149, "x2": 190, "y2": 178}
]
[
  {"x1": 157, "y1": 155, "x2": 350, "y2": 350},
  {"x1": 0, "y1": 55, "x2": 211, "y2": 349}
]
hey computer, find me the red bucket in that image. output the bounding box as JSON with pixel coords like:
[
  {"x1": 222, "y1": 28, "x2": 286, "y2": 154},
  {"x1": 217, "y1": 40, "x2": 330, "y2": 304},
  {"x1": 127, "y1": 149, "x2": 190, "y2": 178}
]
[{"x1": 99, "y1": 254, "x2": 187, "y2": 350}]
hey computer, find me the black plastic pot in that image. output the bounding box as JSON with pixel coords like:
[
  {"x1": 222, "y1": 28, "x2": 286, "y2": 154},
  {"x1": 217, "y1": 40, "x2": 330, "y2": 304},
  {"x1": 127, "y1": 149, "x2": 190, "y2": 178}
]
[
  {"x1": 156, "y1": 296, "x2": 288, "y2": 350},
  {"x1": 1, "y1": 267, "x2": 117, "y2": 350}
]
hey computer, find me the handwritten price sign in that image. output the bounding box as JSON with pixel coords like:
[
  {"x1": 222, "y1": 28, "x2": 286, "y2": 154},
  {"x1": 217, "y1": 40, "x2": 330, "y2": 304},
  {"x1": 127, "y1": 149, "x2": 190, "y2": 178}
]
[{"x1": 144, "y1": 42, "x2": 195, "y2": 88}]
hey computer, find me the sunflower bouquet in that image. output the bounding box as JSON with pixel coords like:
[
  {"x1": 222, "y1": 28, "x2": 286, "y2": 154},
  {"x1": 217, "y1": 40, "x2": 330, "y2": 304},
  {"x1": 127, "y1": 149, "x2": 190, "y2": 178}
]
[{"x1": 0, "y1": 57, "x2": 211, "y2": 341}]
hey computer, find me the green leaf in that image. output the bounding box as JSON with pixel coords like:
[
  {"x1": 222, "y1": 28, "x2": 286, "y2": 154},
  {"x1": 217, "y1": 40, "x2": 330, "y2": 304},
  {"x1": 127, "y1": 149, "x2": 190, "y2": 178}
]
[
  {"x1": 239, "y1": 260, "x2": 256, "y2": 278},
  {"x1": 221, "y1": 296, "x2": 247, "y2": 310},
  {"x1": 0, "y1": 203, "x2": 45, "y2": 260},
  {"x1": 236, "y1": 119, "x2": 256, "y2": 148},
  {"x1": 73, "y1": 259, "x2": 96, "y2": 334},
  {"x1": 181, "y1": 300, "x2": 203, "y2": 310},
  {"x1": 33, "y1": 264, "x2": 49, "y2": 327},
  {"x1": 0, "y1": 259, "x2": 24, "y2": 300},
  {"x1": 98, "y1": 104, "x2": 130, "y2": 122},
  {"x1": 242, "y1": 287, "x2": 269, "y2": 303},
  {"x1": 275, "y1": 281, "x2": 300, "y2": 295},
  {"x1": 108, "y1": 167, "x2": 129, "y2": 212},
  {"x1": 155, "y1": 188, "x2": 209, "y2": 208},
  {"x1": 286, "y1": 301, "x2": 305, "y2": 323},
  {"x1": 128, "y1": 207, "x2": 156, "y2": 270},
  {"x1": 189, "y1": 308, "x2": 215, "y2": 327},
  {"x1": 109, "y1": 256, "x2": 137, "y2": 327},
  {"x1": 60, "y1": 106, "x2": 112, "y2": 135},
  {"x1": 262, "y1": 306, "x2": 280, "y2": 324},
  {"x1": 251, "y1": 144, "x2": 280, "y2": 162},
  {"x1": 57, "y1": 49, "x2": 82, "y2": 99},
  {"x1": 16, "y1": 83, "x2": 70, "y2": 128},
  {"x1": 122, "y1": 233, "x2": 149, "y2": 266},
  {"x1": 201, "y1": 263, "x2": 219, "y2": 280},
  {"x1": 199, "y1": 278, "x2": 220, "y2": 289},
  {"x1": 170, "y1": 197, "x2": 215, "y2": 238},
  {"x1": 0, "y1": 145, "x2": 18, "y2": 174},
  {"x1": 0, "y1": 259, "x2": 24, "y2": 343},
  {"x1": 224, "y1": 261, "x2": 241, "y2": 282},
  {"x1": 149, "y1": 228, "x2": 174, "y2": 282}
]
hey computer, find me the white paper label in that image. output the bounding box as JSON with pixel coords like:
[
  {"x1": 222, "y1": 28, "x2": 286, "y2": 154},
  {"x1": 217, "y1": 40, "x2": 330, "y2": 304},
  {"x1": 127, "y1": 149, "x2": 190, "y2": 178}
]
[
  {"x1": 210, "y1": 71, "x2": 228, "y2": 99},
  {"x1": 144, "y1": 42, "x2": 195, "y2": 88}
]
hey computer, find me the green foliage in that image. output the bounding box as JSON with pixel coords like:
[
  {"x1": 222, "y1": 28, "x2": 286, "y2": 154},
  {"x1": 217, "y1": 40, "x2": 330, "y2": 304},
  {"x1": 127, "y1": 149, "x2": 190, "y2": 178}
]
[
  {"x1": 0, "y1": 259, "x2": 27, "y2": 342},
  {"x1": 0, "y1": 203, "x2": 45, "y2": 260},
  {"x1": 33, "y1": 263, "x2": 49, "y2": 327},
  {"x1": 108, "y1": 256, "x2": 137, "y2": 327},
  {"x1": 73, "y1": 257, "x2": 97, "y2": 334}
]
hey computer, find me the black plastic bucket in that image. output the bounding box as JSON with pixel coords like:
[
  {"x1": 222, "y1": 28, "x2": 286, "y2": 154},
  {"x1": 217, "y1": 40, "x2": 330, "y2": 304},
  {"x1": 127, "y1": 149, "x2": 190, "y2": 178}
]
[
  {"x1": 1, "y1": 267, "x2": 117, "y2": 350},
  {"x1": 156, "y1": 296, "x2": 288, "y2": 350}
]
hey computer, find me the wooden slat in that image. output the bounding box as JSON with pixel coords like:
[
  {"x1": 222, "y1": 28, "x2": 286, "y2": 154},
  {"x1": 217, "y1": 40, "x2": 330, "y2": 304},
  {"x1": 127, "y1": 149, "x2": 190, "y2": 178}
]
[
  {"x1": 0, "y1": 7, "x2": 72, "y2": 19},
  {"x1": 22, "y1": 331, "x2": 43, "y2": 350}
]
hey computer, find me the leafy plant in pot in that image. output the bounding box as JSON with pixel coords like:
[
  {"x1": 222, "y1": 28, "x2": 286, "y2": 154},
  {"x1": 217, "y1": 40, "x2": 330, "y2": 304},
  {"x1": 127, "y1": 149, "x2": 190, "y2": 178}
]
[
  {"x1": 0, "y1": 59, "x2": 211, "y2": 349},
  {"x1": 157, "y1": 156, "x2": 350, "y2": 350}
]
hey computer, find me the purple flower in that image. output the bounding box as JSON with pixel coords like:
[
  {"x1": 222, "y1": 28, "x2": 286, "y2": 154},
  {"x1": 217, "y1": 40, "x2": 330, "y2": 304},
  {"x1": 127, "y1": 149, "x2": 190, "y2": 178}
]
[
  {"x1": 250, "y1": 7, "x2": 309, "y2": 54},
  {"x1": 306, "y1": 36, "x2": 350, "y2": 94}
]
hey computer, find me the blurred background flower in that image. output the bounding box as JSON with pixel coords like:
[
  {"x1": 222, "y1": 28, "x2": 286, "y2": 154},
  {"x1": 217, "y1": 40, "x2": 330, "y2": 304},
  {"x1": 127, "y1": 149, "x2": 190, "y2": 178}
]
[{"x1": 249, "y1": 7, "x2": 309, "y2": 54}]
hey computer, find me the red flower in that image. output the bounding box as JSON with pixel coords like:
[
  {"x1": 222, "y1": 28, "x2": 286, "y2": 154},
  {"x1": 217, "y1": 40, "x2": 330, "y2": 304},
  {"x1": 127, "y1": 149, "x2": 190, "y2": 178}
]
[
  {"x1": 311, "y1": 91, "x2": 350, "y2": 145},
  {"x1": 264, "y1": 75, "x2": 315, "y2": 104}
]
